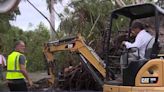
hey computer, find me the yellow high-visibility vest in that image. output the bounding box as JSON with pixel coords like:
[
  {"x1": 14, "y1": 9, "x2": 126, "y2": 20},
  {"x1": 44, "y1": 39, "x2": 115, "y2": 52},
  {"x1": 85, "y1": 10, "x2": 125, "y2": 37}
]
[{"x1": 6, "y1": 51, "x2": 27, "y2": 79}]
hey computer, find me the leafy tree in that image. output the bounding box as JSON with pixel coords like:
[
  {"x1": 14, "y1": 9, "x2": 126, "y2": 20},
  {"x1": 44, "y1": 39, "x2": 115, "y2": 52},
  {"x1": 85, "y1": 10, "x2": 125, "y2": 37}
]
[
  {"x1": 25, "y1": 22, "x2": 50, "y2": 71},
  {"x1": 0, "y1": 22, "x2": 50, "y2": 72},
  {"x1": 0, "y1": 5, "x2": 20, "y2": 52},
  {"x1": 1, "y1": 26, "x2": 24, "y2": 54},
  {"x1": 60, "y1": 0, "x2": 116, "y2": 50},
  {"x1": 0, "y1": 7, "x2": 20, "y2": 33}
]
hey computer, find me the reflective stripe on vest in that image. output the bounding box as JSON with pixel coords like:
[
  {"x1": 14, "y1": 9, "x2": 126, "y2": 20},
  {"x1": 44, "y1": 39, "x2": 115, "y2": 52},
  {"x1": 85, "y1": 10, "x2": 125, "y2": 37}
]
[{"x1": 6, "y1": 51, "x2": 27, "y2": 79}]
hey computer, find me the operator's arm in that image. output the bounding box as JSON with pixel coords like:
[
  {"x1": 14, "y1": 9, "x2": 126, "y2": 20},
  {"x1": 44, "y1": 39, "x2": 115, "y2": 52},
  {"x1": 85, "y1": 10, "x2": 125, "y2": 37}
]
[
  {"x1": 124, "y1": 32, "x2": 144, "y2": 48},
  {"x1": 124, "y1": 41, "x2": 140, "y2": 48},
  {"x1": 19, "y1": 55, "x2": 33, "y2": 86}
]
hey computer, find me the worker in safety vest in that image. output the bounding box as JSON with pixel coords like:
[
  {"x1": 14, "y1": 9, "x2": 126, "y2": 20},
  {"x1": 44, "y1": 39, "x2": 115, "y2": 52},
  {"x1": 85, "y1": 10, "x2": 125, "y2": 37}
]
[{"x1": 6, "y1": 40, "x2": 33, "y2": 91}]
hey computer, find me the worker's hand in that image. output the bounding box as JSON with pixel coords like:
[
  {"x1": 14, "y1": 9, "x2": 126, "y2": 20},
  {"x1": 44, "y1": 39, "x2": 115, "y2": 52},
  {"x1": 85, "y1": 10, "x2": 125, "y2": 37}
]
[
  {"x1": 122, "y1": 41, "x2": 126, "y2": 45},
  {"x1": 28, "y1": 79, "x2": 33, "y2": 87},
  {"x1": 121, "y1": 41, "x2": 126, "y2": 50}
]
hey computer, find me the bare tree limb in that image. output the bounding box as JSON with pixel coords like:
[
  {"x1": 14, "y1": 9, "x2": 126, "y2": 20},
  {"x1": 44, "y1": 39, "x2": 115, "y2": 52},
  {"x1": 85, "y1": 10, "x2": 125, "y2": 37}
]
[
  {"x1": 87, "y1": 14, "x2": 100, "y2": 39},
  {"x1": 115, "y1": 0, "x2": 126, "y2": 7},
  {"x1": 135, "y1": 0, "x2": 145, "y2": 4}
]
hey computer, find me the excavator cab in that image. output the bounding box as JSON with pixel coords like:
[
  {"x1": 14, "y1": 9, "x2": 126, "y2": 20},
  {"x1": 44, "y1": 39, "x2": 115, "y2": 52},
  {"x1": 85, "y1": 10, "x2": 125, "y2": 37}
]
[{"x1": 103, "y1": 3, "x2": 164, "y2": 91}]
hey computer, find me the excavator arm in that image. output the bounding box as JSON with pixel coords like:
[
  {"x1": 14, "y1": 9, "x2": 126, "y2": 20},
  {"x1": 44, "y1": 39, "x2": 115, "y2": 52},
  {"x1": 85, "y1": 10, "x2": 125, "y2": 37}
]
[{"x1": 43, "y1": 34, "x2": 107, "y2": 85}]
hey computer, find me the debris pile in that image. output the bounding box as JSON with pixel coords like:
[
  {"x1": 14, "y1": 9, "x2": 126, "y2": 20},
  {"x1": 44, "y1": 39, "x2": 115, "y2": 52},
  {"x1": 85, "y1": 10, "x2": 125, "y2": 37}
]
[{"x1": 28, "y1": 64, "x2": 102, "y2": 91}]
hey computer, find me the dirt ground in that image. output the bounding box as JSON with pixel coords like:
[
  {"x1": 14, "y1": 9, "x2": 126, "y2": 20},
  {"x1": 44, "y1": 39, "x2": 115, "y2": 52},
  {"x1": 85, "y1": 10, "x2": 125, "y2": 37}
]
[
  {"x1": 0, "y1": 72, "x2": 102, "y2": 92},
  {"x1": 29, "y1": 71, "x2": 50, "y2": 81}
]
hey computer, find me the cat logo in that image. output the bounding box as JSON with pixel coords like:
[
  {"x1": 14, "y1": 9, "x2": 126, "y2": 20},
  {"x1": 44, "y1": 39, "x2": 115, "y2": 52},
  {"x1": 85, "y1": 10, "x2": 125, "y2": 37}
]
[
  {"x1": 65, "y1": 43, "x2": 75, "y2": 48},
  {"x1": 141, "y1": 77, "x2": 158, "y2": 84}
]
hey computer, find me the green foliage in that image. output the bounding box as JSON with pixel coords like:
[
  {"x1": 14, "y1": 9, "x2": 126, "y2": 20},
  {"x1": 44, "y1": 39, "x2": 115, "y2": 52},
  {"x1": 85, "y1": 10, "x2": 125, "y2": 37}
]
[
  {"x1": 0, "y1": 6, "x2": 20, "y2": 33},
  {"x1": 60, "y1": 0, "x2": 117, "y2": 49},
  {"x1": 0, "y1": 26, "x2": 23, "y2": 53},
  {"x1": 25, "y1": 23, "x2": 50, "y2": 72},
  {"x1": 0, "y1": 22, "x2": 50, "y2": 72},
  {"x1": 0, "y1": 14, "x2": 11, "y2": 33}
]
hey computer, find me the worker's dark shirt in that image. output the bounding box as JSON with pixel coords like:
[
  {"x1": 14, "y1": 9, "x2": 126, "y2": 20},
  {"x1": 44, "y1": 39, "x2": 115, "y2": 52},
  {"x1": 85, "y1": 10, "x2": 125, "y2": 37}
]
[{"x1": 19, "y1": 55, "x2": 26, "y2": 65}]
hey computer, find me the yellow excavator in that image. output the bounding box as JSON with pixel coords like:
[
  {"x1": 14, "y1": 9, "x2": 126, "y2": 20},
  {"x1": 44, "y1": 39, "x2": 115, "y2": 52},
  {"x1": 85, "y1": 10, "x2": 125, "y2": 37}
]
[
  {"x1": 43, "y1": 3, "x2": 164, "y2": 92},
  {"x1": 1, "y1": 1, "x2": 164, "y2": 92},
  {"x1": 43, "y1": 34, "x2": 108, "y2": 85}
]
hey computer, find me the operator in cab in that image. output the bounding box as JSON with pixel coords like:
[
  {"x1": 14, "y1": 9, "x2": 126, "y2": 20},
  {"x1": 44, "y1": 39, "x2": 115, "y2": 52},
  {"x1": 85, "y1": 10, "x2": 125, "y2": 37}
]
[
  {"x1": 120, "y1": 21, "x2": 153, "y2": 78},
  {"x1": 123, "y1": 21, "x2": 153, "y2": 59}
]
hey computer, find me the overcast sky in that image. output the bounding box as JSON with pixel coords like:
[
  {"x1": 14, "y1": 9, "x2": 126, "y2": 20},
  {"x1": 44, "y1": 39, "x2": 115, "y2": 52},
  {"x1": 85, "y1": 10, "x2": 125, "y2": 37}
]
[{"x1": 10, "y1": 0, "x2": 69, "y2": 31}]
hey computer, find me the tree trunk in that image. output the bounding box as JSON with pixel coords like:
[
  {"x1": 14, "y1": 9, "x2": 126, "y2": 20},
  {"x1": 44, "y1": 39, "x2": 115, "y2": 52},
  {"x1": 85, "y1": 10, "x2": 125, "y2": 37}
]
[
  {"x1": 115, "y1": 0, "x2": 149, "y2": 7},
  {"x1": 115, "y1": 0, "x2": 125, "y2": 7},
  {"x1": 50, "y1": 0, "x2": 56, "y2": 40},
  {"x1": 135, "y1": 0, "x2": 145, "y2": 4}
]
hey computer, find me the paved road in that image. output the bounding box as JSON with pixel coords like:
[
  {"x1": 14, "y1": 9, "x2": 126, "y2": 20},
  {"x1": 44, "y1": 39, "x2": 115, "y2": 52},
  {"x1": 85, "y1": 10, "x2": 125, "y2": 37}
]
[{"x1": 29, "y1": 72, "x2": 50, "y2": 81}]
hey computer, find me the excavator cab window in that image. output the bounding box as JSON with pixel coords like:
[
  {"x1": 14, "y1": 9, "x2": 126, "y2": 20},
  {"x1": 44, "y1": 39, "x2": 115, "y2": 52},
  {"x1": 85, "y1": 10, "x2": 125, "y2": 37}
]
[{"x1": 107, "y1": 15, "x2": 130, "y2": 75}]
